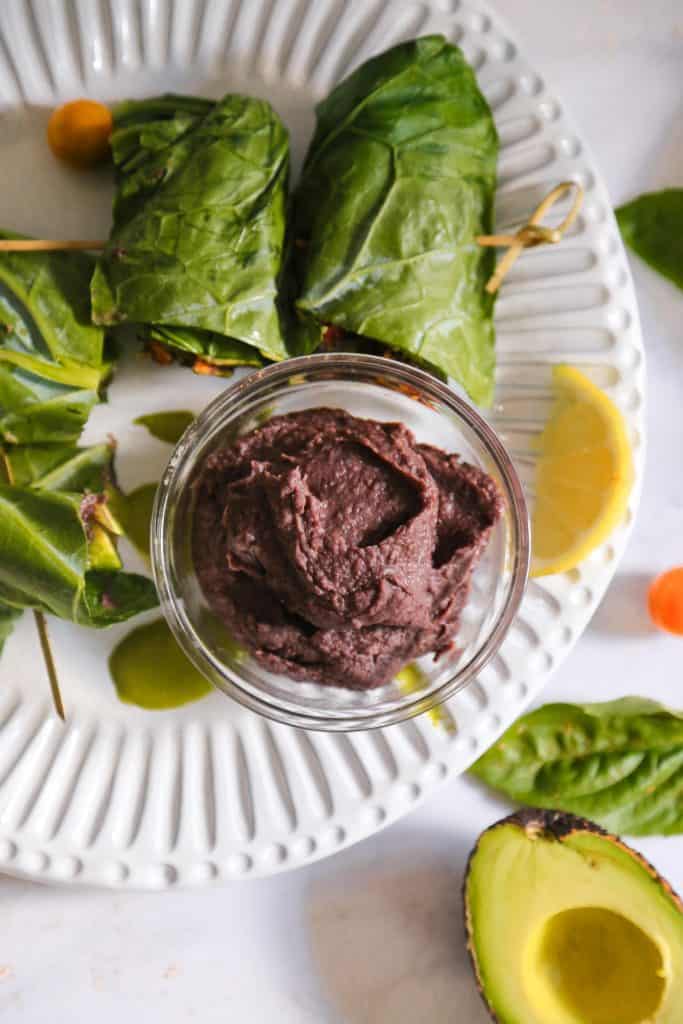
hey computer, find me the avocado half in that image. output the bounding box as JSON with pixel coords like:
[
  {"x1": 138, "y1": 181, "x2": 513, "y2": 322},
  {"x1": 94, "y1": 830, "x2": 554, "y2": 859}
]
[{"x1": 464, "y1": 809, "x2": 683, "y2": 1024}]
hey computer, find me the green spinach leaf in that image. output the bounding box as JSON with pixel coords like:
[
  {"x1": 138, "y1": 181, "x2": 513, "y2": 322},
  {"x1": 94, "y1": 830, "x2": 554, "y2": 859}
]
[
  {"x1": 292, "y1": 35, "x2": 498, "y2": 405},
  {"x1": 471, "y1": 698, "x2": 683, "y2": 835},
  {"x1": 91, "y1": 93, "x2": 292, "y2": 364},
  {"x1": 617, "y1": 189, "x2": 683, "y2": 291},
  {"x1": 0, "y1": 233, "x2": 108, "y2": 444}
]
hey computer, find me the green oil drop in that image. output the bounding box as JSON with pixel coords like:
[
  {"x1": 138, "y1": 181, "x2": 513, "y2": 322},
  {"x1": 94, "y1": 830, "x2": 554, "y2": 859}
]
[
  {"x1": 396, "y1": 663, "x2": 457, "y2": 734},
  {"x1": 109, "y1": 618, "x2": 212, "y2": 709},
  {"x1": 134, "y1": 410, "x2": 195, "y2": 445}
]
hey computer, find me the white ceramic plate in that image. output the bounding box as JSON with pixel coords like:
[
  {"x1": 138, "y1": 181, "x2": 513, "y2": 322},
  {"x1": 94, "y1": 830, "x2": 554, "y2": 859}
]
[{"x1": 0, "y1": 0, "x2": 644, "y2": 887}]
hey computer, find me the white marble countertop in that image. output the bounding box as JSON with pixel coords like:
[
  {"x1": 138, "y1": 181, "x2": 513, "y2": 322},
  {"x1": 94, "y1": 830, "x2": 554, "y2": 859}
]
[{"x1": 1, "y1": 1, "x2": 682, "y2": 1021}]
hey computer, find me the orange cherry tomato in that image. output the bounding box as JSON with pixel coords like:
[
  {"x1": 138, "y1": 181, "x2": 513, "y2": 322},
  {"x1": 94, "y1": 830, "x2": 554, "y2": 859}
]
[
  {"x1": 648, "y1": 567, "x2": 683, "y2": 636},
  {"x1": 47, "y1": 99, "x2": 112, "y2": 168}
]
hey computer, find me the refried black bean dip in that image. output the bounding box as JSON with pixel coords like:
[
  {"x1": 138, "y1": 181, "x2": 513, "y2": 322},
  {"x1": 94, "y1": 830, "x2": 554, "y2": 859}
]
[{"x1": 193, "y1": 409, "x2": 502, "y2": 689}]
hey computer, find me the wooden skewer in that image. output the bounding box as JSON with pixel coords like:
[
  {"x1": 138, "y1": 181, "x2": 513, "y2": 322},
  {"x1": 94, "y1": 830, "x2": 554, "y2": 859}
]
[
  {"x1": 34, "y1": 610, "x2": 66, "y2": 721},
  {"x1": 0, "y1": 181, "x2": 583, "y2": 269},
  {"x1": 0, "y1": 448, "x2": 66, "y2": 721},
  {"x1": 0, "y1": 239, "x2": 107, "y2": 252},
  {"x1": 477, "y1": 180, "x2": 585, "y2": 294}
]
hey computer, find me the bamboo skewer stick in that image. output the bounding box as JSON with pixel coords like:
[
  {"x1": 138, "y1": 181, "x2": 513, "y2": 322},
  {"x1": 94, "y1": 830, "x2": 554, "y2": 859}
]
[
  {"x1": 477, "y1": 180, "x2": 585, "y2": 294},
  {"x1": 0, "y1": 448, "x2": 66, "y2": 721},
  {"x1": 33, "y1": 611, "x2": 65, "y2": 720},
  {"x1": 0, "y1": 239, "x2": 107, "y2": 252},
  {"x1": 0, "y1": 182, "x2": 583, "y2": 280}
]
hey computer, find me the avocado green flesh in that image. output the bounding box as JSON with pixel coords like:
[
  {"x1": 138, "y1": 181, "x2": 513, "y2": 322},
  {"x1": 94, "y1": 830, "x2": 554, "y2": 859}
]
[
  {"x1": 109, "y1": 618, "x2": 212, "y2": 709},
  {"x1": 466, "y1": 821, "x2": 683, "y2": 1024}
]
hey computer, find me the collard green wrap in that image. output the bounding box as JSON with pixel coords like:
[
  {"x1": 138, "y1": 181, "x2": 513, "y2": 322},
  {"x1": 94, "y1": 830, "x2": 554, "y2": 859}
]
[
  {"x1": 292, "y1": 35, "x2": 499, "y2": 404},
  {"x1": 0, "y1": 483, "x2": 158, "y2": 627},
  {"x1": 0, "y1": 442, "x2": 158, "y2": 634},
  {"x1": 0, "y1": 242, "x2": 158, "y2": 655},
  {"x1": 0, "y1": 234, "x2": 107, "y2": 444},
  {"x1": 91, "y1": 93, "x2": 291, "y2": 364}
]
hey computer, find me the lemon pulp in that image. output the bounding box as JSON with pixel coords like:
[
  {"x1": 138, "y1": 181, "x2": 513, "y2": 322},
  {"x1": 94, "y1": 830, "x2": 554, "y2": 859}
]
[{"x1": 531, "y1": 365, "x2": 633, "y2": 577}]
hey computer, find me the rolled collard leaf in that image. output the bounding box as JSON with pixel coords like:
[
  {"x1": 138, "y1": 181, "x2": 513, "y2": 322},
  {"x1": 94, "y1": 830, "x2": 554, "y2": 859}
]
[
  {"x1": 5, "y1": 441, "x2": 114, "y2": 492},
  {"x1": 145, "y1": 325, "x2": 264, "y2": 368},
  {"x1": 0, "y1": 483, "x2": 157, "y2": 627},
  {"x1": 92, "y1": 93, "x2": 292, "y2": 364},
  {"x1": 0, "y1": 234, "x2": 106, "y2": 444},
  {"x1": 292, "y1": 36, "x2": 498, "y2": 405},
  {"x1": 0, "y1": 437, "x2": 158, "y2": 640}
]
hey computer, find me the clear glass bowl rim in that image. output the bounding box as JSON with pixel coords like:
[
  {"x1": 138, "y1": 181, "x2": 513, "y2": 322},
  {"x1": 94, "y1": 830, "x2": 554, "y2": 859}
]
[{"x1": 151, "y1": 353, "x2": 530, "y2": 731}]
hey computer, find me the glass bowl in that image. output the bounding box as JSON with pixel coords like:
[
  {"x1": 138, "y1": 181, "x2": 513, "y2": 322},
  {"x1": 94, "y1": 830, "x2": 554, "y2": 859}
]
[{"x1": 152, "y1": 353, "x2": 529, "y2": 730}]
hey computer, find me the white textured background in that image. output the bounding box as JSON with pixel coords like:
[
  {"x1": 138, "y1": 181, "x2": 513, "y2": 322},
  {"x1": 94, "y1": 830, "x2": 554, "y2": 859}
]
[{"x1": 1, "y1": 1, "x2": 682, "y2": 1021}]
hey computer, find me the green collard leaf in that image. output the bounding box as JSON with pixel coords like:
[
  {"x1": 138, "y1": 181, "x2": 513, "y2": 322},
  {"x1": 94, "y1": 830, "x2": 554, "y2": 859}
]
[
  {"x1": 80, "y1": 569, "x2": 158, "y2": 626},
  {"x1": 0, "y1": 374, "x2": 99, "y2": 446},
  {"x1": 292, "y1": 36, "x2": 498, "y2": 405},
  {"x1": 0, "y1": 601, "x2": 21, "y2": 654},
  {"x1": 0, "y1": 238, "x2": 157, "y2": 649},
  {"x1": 6, "y1": 442, "x2": 114, "y2": 492},
  {"x1": 0, "y1": 234, "x2": 104, "y2": 377},
  {"x1": 109, "y1": 482, "x2": 156, "y2": 559},
  {"x1": 471, "y1": 699, "x2": 683, "y2": 836},
  {"x1": 109, "y1": 95, "x2": 215, "y2": 214},
  {"x1": 133, "y1": 410, "x2": 194, "y2": 445},
  {"x1": 616, "y1": 189, "x2": 683, "y2": 291},
  {"x1": 0, "y1": 233, "x2": 108, "y2": 444},
  {"x1": 91, "y1": 93, "x2": 292, "y2": 363},
  {"x1": 0, "y1": 484, "x2": 87, "y2": 620},
  {"x1": 144, "y1": 325, "x2": 264, "y2": 368},
  {"x1": 0, "y1": 473, "x2": 158, "y2": 629},
  {"x1": 85, "y1": 516, "x2": 123, "y2": 572}
]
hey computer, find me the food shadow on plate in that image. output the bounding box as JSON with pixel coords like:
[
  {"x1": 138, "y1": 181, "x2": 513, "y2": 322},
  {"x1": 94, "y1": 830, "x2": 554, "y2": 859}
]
[
  {"x1": 589, "y1": 571, "x2": 657, "y2": 638},
  {"x1": 306, "y1": 832, "x2": 489, "y2": 1024}
]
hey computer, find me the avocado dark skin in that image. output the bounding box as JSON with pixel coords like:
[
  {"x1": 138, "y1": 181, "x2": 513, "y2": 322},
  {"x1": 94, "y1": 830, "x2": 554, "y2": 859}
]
[{"x1": 464, "y1": 809, "x2": 683, "y2": 1024}]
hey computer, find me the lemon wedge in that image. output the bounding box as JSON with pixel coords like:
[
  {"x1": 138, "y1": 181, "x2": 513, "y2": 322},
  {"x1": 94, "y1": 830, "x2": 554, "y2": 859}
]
[{"x1": 531, "y1": 365, "x2": 633, "y2": 577}]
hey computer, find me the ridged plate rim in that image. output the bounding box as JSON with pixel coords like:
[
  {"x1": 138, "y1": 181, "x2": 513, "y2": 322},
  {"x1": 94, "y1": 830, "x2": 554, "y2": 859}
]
[{"x1": 0, "y1": 0, "x2": 644, "y2": 887}]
